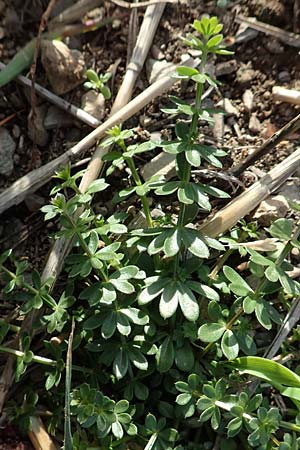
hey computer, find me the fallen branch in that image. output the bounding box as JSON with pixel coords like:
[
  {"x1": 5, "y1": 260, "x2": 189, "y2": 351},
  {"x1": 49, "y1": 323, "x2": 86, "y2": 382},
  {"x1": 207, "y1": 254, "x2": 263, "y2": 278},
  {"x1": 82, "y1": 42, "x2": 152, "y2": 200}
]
[
  {"x1": 231, "y1": 111, "x2": 300, "y2": 176},
  {"x1": 50, "y1": 0, "x2": 102, "y2": 25},
  {"x1": 235, "y1": 14, "x2": 300, "y2": 48}
]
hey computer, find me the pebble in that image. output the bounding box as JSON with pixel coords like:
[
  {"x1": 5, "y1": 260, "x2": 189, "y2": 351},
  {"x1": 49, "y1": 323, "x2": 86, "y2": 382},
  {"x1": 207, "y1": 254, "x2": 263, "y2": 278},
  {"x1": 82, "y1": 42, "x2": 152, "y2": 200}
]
[
  {"x1": 44, "y1": 105, "x2": 74, "y2": 129},
  {"x1": 25, "y1": 193, "x2": 46, "y2": 212},
  {"x1": 236, "y1": 65, "x2": 258, "y2": 85},
  {"x1": 242, "y1": 89, "x2": 254, "y2": 112},
  {"x1": 249, "y1": 113, "x2": 261, "y2": 134},
  {"x1": 278, "y1": 180, "x2": 300, "y2": 203},
  {"x1": 81, "y1": 91, "x2": 105, "y2": 122},
  {"x1": 278, "y1": 71, "x2": 291, "y2": 83},
  {"x1": 265, "y1": 38, "x2": 284, "y2": 54},
  {"x1": 41, "y1": 40, "x2": 86, "y2": 95},
  {"x1": 215, "y1": 59, "x2": 237, "y2": 77},
  {"x1": 0, "y1": 127, "x2": 16, "y2": 176},
  {"x1": 218, "y1": 97, "x2": 239, "y2": 116},
  {"x1": 253, "y1": 195, "x2": 289, "y2": 226}
]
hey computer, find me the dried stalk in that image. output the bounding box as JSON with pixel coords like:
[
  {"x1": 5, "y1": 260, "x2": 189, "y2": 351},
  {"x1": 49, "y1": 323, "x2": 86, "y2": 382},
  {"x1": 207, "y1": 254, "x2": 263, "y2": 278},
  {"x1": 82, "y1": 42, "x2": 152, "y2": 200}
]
[
  {"x1": 28, "y1": 416, "x2": 58, "y2": 450},
  {"x1": 231, "y1": 111, "x2": 300, "y2": 177},
  {"x1": 200, "y1": 147, "x2": 300, "y2": 237},
  {"x1": 235, "y1": 14, "x2": 300, "y2": 48},
  {"x1": 50, "y1": 0, "x2": 102, "y2": 25},
  {"x1": 0, "y1": 62, "x2": 100, "y2": 128},
  {"x1": 0, "y1": 55, "x2": 194, "y2": 215}
]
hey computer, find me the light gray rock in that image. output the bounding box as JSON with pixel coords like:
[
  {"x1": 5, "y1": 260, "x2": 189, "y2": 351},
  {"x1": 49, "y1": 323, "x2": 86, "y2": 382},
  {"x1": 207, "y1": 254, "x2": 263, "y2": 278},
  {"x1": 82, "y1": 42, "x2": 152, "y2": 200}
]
[
  {"x1": 253, "y1": 195, "x2": 289, "y2": 226},
  {"x1": 243, "y1": 89, "x2": 254, "y2": 112},
  {"x1": 0, "y1": 127, "x2": 16, "y2": 176},
  {"x1": 249, "y1": 113, "x2": 261, "y2": 134},
  {"x1": 81, "y1": 91, "x2": 105, "y2": 122}
]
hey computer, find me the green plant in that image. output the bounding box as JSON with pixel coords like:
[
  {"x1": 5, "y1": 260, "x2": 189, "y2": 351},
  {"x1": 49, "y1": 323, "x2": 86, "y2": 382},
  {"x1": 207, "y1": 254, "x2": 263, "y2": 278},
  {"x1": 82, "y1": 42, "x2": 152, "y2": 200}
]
[
  {"x1": 84, "y1": 69, "x2": 112, "y2": 99},
  {"x1": 1, "y1": 15, "x2": 300, "y2": 450}
]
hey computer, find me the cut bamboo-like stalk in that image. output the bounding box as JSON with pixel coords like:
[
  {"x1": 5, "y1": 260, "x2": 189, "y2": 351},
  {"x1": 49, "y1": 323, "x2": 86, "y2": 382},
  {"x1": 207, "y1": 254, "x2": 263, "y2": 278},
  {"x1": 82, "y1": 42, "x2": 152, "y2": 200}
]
[
  {"x1": 273, "y1": 85, "x2": 300, "y2": 105},
  {"x1": 0, "y1": 55, "x2": 193, "y2": 215},
  {"x1": 28, "y1": 416, "x2": 58, "y2": 450},
  {"x1": 200, "y1": 147, "x2": 300, "y2": 237},
  {"x1": 50, "y1": 0, "x2": 102, "y2": 25},
  {"x1": 0, "y1": 62, "x2": 101, "y2": 128}
]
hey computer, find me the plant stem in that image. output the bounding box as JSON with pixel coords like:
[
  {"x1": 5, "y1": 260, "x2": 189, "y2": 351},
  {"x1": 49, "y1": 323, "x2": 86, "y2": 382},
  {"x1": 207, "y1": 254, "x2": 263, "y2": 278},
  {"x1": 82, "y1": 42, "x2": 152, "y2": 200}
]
[
  {"x1": 173, "y1": 51, "x2": 208, "y2": 278},
  {"x1": 119, "y1": 140, "x2": 154, "y2": 229}
]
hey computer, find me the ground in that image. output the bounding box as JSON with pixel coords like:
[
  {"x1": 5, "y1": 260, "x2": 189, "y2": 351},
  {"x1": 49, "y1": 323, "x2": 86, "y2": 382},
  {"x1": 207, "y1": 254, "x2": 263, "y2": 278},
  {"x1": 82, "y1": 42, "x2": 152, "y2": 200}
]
[{"x1": 0, "y1": 0, "x2": 299, "y2": 446}]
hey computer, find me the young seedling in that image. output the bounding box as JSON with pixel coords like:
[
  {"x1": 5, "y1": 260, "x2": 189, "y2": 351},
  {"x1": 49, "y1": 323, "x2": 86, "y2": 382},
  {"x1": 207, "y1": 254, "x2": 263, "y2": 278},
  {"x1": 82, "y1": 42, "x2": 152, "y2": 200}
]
[{"x1": 84, "y1": 69, "x2": 112, "y2": 99}]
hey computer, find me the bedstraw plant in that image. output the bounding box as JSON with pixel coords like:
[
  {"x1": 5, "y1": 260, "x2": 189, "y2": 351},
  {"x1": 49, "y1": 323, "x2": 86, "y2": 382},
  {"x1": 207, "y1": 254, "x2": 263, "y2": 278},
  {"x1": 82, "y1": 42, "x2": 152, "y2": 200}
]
[{"x1": 1, "y1": 16, "x2": 300, "y2": 450}]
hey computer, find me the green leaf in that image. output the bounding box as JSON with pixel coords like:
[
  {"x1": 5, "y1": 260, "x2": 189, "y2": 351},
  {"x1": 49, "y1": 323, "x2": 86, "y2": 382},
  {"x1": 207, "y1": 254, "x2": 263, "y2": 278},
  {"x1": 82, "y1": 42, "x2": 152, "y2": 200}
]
[
  {"x1": 113, "y1": 348, "x2": 129, "y2": 379},
  {"x1": 221, "y1": 330, "x2": 239, "y2": 360},
  {"x1": 175, "y1": 342, "x2": 194, "y2": 371},
  {"x1": 164, "y1": 229, "x2": 182, "y2": 257},
  {"x1": 176, "y1": 66, "x2": 199, "y2": 78},
  {"x1": 86, "y1": 179, "x2": 109, "y2": 194},
  {"x1": 176, "y1": 393, "x2": 192, "y2": 405},
  {"x1": 110, "y1": 279, "x2": 135, "y2": 294},
  {"x1": 229, "y1": 356, "x2": 300, "y2": 388},
  {"x1": 198, "y1": 322, "x2": 226, "y2": 342},
  {"x1": 129, "y1": 347, "x2": 148, "y2": 371},
  {"x1": 156, "y1": 336, "x2": 174, "y2": 372},
  {"x1": 102, "y1": 312, "x2": 117, "y2": 339},
  {"x1": 139, "y1": 276, "x2": 168, "y2": 305},
  {"x1": 227, "y1": 417, "x2": 242, "y2": 438},
  {"x1": 159, "y1": 282, "x2": 179, "y2": 319},
  {"x1": 207, "y1": 34, "x2": 223, "y2": 48},
  {"x1": 182, "y1": 229, "x2": 210, "y2": 258},
  {"x1": 86, "y1": 69, "x2": 99, "y2": 83},
  {"x1": 178, "y1": 283, "x2": 199, "y2": 321},
  {"x1": 268, "y1": 218, "x2": 293, "y2": 240},
  {"x1": 223, "y1": 266, "x2": 253, "y2": 296}
]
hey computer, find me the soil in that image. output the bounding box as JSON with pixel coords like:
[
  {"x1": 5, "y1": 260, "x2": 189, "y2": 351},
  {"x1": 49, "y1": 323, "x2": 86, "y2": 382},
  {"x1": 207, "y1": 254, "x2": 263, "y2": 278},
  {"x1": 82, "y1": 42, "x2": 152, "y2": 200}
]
[{"x1": 0, "y1": 0, "x2": 300, "y2": 446}]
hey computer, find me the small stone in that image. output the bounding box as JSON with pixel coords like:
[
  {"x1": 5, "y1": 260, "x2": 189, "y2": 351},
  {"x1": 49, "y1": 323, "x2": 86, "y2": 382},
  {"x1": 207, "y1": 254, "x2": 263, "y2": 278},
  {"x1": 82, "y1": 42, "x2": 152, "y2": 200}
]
[
  {"x1": 28, "y1": 105, "x2": 49, "y2": 147},
  {"x1": 265, "y1": 38, "x2": 284, "y2": 54},
  {"x1": 236, "y1": 64, "x2": 258, "y2": 85},
  {"x1": 249, "y1": 113, "x2": 261, "y2": 134},
  {"x1": 253, "y1": 195, "x2": 289, "y2": 226},
  {"x1": 41, "y1": 40, "x2": 86, "y2": 95},
  {"x1": 278, "y1": 71, "x2": 291, "y2": 83},
  {"x1": 242, "y1": 89, "x2": 254, "y2": 112},
  {"x1": 215, "y1": 59, "x2": 237, "y2": 76},
  {"x1": 151, "y1": 44, "x2": 164, "y2": 60},
  {"x1": 0, "y1": 127, "x2": 16, "y2": 176},
  {"x1": 146, "y1": 58, "x2": 173, "y2": 84},
  {"x1": 217, "y1": 97, "x2": 239, "y2": 116},
  {"x1": 44, "y1": 105, "x2": 74, "y2": 129},
  {"x1": 12, "y1": 124, "x2": 20, "y2": 138},
  {"x1": 81, "y1": 91, "x2": 105, "y2": 122}
]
